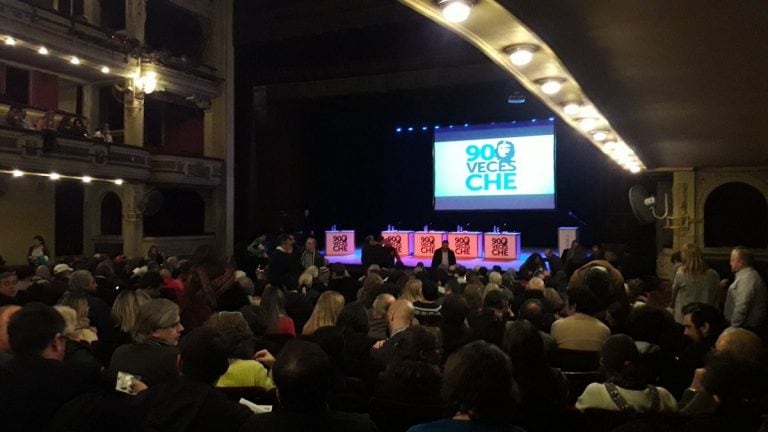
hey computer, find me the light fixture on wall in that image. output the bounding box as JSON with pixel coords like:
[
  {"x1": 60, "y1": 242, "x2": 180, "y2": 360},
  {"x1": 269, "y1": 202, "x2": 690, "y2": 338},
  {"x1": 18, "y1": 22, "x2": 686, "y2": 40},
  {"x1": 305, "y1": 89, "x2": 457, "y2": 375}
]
[
  {"x1": 133, "y1": 71, "x2": 158, "y2": 95},
  {"x1": 505, "y1": 44, "x2": 539, "y2": 66},
  {"x1": 436, "y1": 0, "x2": 474, "y2": 23},
  {"x1": 37, "y1": 46, "x2": 49, "y2": 55},
  {"x1": 4, "y1": 36, "x2": 16, "y2": 46}
]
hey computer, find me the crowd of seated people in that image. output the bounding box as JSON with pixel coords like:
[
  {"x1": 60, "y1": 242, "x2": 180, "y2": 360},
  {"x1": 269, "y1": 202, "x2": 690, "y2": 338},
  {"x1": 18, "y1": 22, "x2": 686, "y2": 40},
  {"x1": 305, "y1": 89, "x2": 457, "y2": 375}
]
[{"x1": 1, "y1": 236, "x2": 768, "y2": 431}]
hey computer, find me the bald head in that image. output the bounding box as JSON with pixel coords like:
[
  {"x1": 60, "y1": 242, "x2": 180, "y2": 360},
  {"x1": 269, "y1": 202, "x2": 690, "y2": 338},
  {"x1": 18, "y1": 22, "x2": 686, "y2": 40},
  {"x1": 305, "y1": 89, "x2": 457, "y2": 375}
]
[
  {"x1": 0, "y1": 305, "x2": 22, "y2": 352},
  {"x1": 716, "y1": 327, "x2": 763, "y2": 361},
  {"x1": 387, "y1": 299, "x2": 415, "y2": 332}
]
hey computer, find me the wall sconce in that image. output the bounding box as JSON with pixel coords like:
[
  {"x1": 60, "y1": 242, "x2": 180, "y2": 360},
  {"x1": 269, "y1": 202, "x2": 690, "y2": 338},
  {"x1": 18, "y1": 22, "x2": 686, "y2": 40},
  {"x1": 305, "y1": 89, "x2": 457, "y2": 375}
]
[{"x1": 131, "y1": 71, "x2": 158, "y2": 97}]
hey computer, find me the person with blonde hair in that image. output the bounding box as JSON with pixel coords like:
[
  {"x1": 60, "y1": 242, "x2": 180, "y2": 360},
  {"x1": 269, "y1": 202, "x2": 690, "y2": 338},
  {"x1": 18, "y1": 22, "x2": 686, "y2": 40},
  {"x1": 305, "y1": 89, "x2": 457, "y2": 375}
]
[
  {"x1": 302, "y1": 291, "x2": 345, "y2": 336},
  {"x1": 669, "y1": 243, "x2": 720, "y2": 325},
  {"x1": 54, "y1": 305, "x2": 98, "y2": 344},
  {"x1": 56, "y1": 292, "x2": 96, "y2": 342},
  {"x1": 111, "y1": 289, "x2": 149, "y2": 341},
  {"x1": 401, "y1": 278, "x2": 442, "y2": 325}
]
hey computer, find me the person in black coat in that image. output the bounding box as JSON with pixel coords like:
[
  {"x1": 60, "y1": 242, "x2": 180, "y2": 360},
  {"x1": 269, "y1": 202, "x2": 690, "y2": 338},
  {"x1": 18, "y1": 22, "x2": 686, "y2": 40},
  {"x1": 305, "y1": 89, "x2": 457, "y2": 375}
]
[
  {"x1": 430, "y1": 240, "x2": 456, "y2": 269},
  {"x1": 268, "y1": 234, "x2": 304, "y2": 288}
]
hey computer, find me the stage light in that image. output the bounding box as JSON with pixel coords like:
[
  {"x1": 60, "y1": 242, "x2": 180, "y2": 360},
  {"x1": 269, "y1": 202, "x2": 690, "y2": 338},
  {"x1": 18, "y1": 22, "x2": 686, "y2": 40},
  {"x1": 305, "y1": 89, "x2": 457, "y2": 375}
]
[
  {"x1": 438, "y1": 0, "x2": 472, "y2": 23},
  {"x1": 12, "y1": 169, "x2": 23, "y2": 177},
  {"x1": 505, "y1": 44, "x2": 538, "y2": 66},
  {"x1": 395, "y1": 127, "x2": 402, "y2": 133},
  {"x1": 548, "y1": 117, "x2": 555, "y2": 121},
  {"x1": 114, "y1": 179, "x2": 124, "y2": 185},
  {"x1": 38, "y1": 46, "x2": 49, "y2": 55},
  {"x1": 563, "y1": 102, "x2": 581, "y2": 116},
  {"x1": 464, "y1": 123, "x2": 469, "y2": 127},
  {"x1": 434, "y1": 125, "x2": 440, "y2": 129},
  {"x1": 539, "y1": 78, "x2": 564, "y2": 95},
  {"x1": 100, "y1": 66, "x2": 110, "y2": 74},
  {"x1": 421, "y1": 126, "x2": 428, "y2": 131},
  {"x1": 531, "y1": 119, "x2": 537, "y2": 123},
  {"x1": 49, "y1": 172, "x2": 60, "y2": 180},
  {"x1": 407, "y1": 127, "x2": 414, "y2": 132},
  {"x1": 70, "y1": 56, "x2": 81, "y2": 65},
  {"x1": 82, "y1": 176, "x2": 92, "y2": 183},
  {"x1": 629, "y1": 165, "x2": 641, "y2": 173},
  {"x1": 592, "y1": 131, "x2": 608, "y2": 142},
  {"x1": 4, "y1": 36, "x2": 16, "y2": 46}
]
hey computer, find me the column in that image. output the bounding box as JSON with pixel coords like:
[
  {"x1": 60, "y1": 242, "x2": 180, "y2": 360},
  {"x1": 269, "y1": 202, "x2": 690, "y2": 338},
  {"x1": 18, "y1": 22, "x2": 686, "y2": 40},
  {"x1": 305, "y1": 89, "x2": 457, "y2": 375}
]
[
  {"x1": 121, "y1": 183, "x2": 144, "y2": 258},
  {"x1": 125, "y1": 0, "x2": 147, "y2": 43},
  {"x1": 672, "y1": 170, "x2": 696, "y2": 250}
]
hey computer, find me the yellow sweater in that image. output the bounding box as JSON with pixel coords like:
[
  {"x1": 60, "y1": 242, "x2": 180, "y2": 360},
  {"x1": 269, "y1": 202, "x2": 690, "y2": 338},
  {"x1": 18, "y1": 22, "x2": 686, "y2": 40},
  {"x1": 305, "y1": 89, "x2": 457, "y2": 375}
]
[{"x1": 215, "y1": 359, "x2": 275, "y2": 390}]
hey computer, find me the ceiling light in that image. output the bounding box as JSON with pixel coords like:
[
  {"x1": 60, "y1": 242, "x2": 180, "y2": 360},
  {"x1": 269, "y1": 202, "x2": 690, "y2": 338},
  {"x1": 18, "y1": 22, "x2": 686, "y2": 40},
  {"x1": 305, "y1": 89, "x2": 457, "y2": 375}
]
[
  {"x1": 100, "y1": 66, "x2": 110, "y2": 74},
  {"x1": 49, "y1": 172, "x2": 60, "y2": 180},
  {"x1": 563, "y1": 102, "x2": 582, "y2": 116},
  {"x1": 38, "y1": 46, "x2": 49, "y2": 55},
  {"x1": 592, "y1": 131, "x2": 609, "y2": 142},
  {"x1": 114, "y1": 179, "x2": 124, "y2": 185},
  {"x1": 505, "y1": 44, "x2": 538, "y2": 66},
  {"x1": 12, "y1": 169, "x2": 23, "y2": 177},
  {"x1": 578, "y1": 117, "x2": 599, "y2": 131},
  {"x1": 4, "y1": 36, "x2": 16, "y2": 46},
  {"x1": 70, "y1": 56, "x2": 80, "y2": 65},
  {"x1": 629, "y1": 165, "x2": 642, "y2": 174},
  {"x1": 539, "y1": 78, "x2": 564, "y2": 95},
  {"x1": 82, "y1": 176, "x2": 92, "y2": 183},
  {"x1": 438, "y1": 0, "x2": 472, "y2": 23}
]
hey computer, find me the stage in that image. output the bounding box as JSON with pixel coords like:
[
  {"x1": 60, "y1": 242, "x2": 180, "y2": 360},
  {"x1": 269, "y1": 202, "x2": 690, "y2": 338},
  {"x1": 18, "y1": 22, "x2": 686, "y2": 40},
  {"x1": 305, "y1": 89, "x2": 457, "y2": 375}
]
[{"x1": 324, "y1": 247, "x2": 548, "y2": 271}]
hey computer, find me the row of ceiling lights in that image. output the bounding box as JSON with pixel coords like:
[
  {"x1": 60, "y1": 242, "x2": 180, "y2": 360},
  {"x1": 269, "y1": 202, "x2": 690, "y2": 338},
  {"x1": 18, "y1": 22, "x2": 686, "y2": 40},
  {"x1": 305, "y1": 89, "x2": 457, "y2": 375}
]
[
  {"x1": 1, "y1": 169, "x2": 124, "y2": 185},
  {"x1": 3, "y1": 35, "x2": 158, "y2": 94},
  {"x1": 434, "y1": 0, "x2": 645, "y2": 173}
]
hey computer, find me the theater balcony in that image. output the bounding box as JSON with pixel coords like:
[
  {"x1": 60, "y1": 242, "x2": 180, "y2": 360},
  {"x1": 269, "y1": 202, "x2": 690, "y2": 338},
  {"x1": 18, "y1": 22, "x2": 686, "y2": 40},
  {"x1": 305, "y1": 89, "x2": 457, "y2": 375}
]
[{"x1": 0, "y1": 125, "x2": 223, "y2": 186}]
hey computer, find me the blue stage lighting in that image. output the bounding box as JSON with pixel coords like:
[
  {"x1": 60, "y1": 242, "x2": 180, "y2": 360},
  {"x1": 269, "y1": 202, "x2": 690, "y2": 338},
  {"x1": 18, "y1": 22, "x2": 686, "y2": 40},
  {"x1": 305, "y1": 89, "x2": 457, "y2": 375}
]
[
  {"x1": 407, "y1": 127, "x2": 414, "y2": 132},
  {"x1": 395, "y1": 127, "x2": 402, "y2": 133},
  {"x1": 548, "y1": 117, "x2": 555, "y2": 121},
  {"x1": 434, "y1": 125, "x2": 440, "y2": 129},
  {"x1": 531, "y1": 118, "x2": 537, "y2": 122},
  {"x1": 421, "y1": 126, "x2": 428, "y2": 131}
]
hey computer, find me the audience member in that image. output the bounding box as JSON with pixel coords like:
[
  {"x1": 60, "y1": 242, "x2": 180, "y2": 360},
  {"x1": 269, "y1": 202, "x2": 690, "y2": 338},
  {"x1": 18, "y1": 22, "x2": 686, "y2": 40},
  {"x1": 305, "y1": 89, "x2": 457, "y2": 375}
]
[
  {"x1": 724, "y1": 246, "x2": 767, "y2": 332},
  {"x1": 107, "y1": 298, "x2": 183, "y2": 386},
  {"x1": 439, "y1": 295, "x2": 470, "y2": 359},
  {"x1": 669, "y1": 243, "x2": 721, "y2": 325},
  {"x1": 0, "y1": 270, "x2": 23, "y2": 306},
  {"x1": 575, "y1": 334, "x2": 677, "y2": 413},
  {"x1": 182, "y1": 245, "x2": 236, "y2": 329},
  {"x1": 551, "y1": 286, "x2": 610, "y2": 351},
  {"x1": 262, "y1": 285, "x2": 296, "y2": 336},
  {"x1": 371, "y1": 299, "x2": 414, "y2": 365},
  {"x1": 300, "y1": 237, "x2": 325, "y2": 269},
  {"x1": 0, "y1": 304, "x2": 21, "y2": 364},
  {"x1": 27, "y1": 234, "x2": 50, "y2": 267},
  {"x1": 92, "y1": 122, "x2": 113, "y2": 143},
  {"x1": 203, "y1": 310, "x2": 275, "y2": 389},
  {"x1": 241, "y1": 340, "x2": 377, "y2": 431},
  {"x1": 302, "y1": 290, "x2": 345, "y2": 336},
  {"x1": 401, "y1": 278, "x2": 442, "y2": 326},
  {"x1": 408, "y1": 340, "x2": 525, "y2": 432},
  {"x1": 368, "y1": 292, "x2": 395, "y2": 340},
  {"x1": 68, "y1": 269, "x2": 113, "y2": 345},
  {"x1": 268, "y1": 234, "x2": 304, "y2": 288},
  {"x1": 0, "y1": 303, "x2": 92, "y2": 431},
  {"x1": 56, "y1": 292, "x2": 98, "y2": 343},
  {"x1": 141, "y1": 327, "x2": 255, "y2": 431}
]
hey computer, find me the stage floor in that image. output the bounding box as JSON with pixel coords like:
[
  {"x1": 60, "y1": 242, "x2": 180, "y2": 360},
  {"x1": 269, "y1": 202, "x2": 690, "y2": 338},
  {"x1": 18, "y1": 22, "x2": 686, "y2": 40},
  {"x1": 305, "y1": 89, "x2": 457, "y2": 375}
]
[{"x1": 326, "y1": 247, "x2": 547, "y2": 271}]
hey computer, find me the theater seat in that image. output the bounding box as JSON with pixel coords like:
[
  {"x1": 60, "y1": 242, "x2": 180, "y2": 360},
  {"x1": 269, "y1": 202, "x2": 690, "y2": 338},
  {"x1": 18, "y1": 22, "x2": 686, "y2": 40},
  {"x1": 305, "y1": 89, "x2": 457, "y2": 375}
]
[
  {"x1": 581, "y1": 408, "x2": 687, "y2": 432},
  {"x1": 548, "y1": 348, "x2": 601, "y2": 371},
  {"x1": 369, "y1": 397, "x2": 445, "y2": 432}
]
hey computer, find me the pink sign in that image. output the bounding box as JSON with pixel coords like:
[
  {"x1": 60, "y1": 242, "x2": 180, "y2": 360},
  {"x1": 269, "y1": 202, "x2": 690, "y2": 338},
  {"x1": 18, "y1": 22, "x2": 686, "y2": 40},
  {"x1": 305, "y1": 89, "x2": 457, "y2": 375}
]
[
  {"x1": 483, "y1": 232, "x2": 521, "y2": 260},
  {"x1": 448, "y1": 232, "x2": 483, "y2": 259},
  {"x1": 382, "y1": 231, "x2": 414, "y2": 256},
  {"x1": 325, "y1": 230, "x2": 355, "y2": 256},
  {"x1": 413, "y1": 231, "x2": 446, "y2": 258}
]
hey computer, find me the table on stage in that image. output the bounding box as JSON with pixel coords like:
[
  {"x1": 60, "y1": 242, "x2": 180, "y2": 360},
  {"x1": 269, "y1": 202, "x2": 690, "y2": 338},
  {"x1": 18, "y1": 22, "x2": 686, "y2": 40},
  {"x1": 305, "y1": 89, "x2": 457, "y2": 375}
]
[
  {"x1": 382, "y1": 230, "x2": 414, "y2": 256},
  {"x1": 448, "y1": 231, "x2": 483, "y2": 260},
  {"x1": 413, "y1": 231, "x2": 447, "y2": 258},
  {"x1": 483, "y1": 232, "x2": 522, "y2": 260},
  {"x1": 324, "y1": 230, "x2": 355, "y2": 256}
]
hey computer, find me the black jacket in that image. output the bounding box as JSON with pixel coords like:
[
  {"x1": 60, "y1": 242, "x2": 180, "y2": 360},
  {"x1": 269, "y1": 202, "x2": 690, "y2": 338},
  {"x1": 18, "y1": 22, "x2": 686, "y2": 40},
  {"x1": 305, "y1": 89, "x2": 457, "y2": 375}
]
[
  {"x1": 107, "y1": 340, "x2": 179, "y2": 386},
  {"x1": 268, "y1": 248, "x2": 303, "y2": 288},
  {"x1": 240, "y1": 405, "x2": 376, "y2": 432},
  {"x1": 431, "y1": 249, "x2": 456, "y2": 269}
]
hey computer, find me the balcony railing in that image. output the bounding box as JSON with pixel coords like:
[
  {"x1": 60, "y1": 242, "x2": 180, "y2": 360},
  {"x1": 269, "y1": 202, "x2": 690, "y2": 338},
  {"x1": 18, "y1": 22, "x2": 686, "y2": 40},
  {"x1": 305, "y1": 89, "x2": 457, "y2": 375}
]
[{"x1": 0, "y1": 125, "x2": 223, "y2": 186}]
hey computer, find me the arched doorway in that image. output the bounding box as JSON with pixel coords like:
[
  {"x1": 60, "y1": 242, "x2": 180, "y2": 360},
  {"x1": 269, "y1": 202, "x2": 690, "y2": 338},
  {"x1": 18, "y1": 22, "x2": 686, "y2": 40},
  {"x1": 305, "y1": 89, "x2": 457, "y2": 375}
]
[{"x1": 704, "y1": 182, "x2": 768, "y2": 248}]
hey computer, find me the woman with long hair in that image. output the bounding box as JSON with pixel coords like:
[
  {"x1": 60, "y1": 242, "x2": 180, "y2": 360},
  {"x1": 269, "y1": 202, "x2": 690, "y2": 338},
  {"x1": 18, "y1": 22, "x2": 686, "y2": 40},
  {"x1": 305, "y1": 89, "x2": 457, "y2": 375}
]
[
  {"x1": 401, "y1": 278, "x2": 442, "y2": 326},
  {"x1": 669, "y1": 243, "x2": 720, "y2": 325},
  {"x1": 301, "y1": 290, "x2": 344, "y2": 336},
  {"x1": 261, "y1": 285, "x2": 295, "y2": 336}
]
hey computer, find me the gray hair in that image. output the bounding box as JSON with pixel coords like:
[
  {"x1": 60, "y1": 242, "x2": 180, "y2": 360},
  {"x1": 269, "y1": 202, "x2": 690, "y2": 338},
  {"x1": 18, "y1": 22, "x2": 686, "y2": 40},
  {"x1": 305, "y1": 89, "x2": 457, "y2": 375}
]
[
  {"x1": 68, "y1": 270, "x2": 93, "y2": 293},
  {"x1": 132, "y1": 299, "x2": 179, "y2": 343},
  {"x1": 372, "y1": 293, "x2": 395, "y2": 315}
]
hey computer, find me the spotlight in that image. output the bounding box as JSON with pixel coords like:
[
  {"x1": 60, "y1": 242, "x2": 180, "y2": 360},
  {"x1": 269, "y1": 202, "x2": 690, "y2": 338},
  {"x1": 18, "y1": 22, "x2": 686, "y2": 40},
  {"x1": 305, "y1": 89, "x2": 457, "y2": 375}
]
[
  {"x1": 70, "y1": 56, "x2": 81, "y2": 65},
  {"x1": 437, "y1": 0, "x2": 473, "y2": 23},
  {"x1": 395, "y1": 127, "x2": 402, "y2": 133},
  {"x1": 4, "y1": 36, "x2": 16, "y2": 46},
  {"x1": 100, "y1": 66, "x2": 110, "y2": 74},
  {"x1": 505, "y1": 44, "x2": 538, "y2": 66},
  {"x1": 629, "y1": 165, "x2": 642, "y2": 174},
  {"x1": 563, "y1": 102, "x2": 582, "y2": 116},
  {"x1": 114, "y1": 179, "x2": 124, "y2": 185},
  {"x1": 539, "y1": 78, "x2": 564, "y2": 95},
  {"x1": 49, "y1": 172, "x2": 61, "y2": 180},
  {"x1": 578, "y1": 117, "x2": 599, "y2": 132},
  {"x1": 421, "y1": 126, "x2": 428, "y2": 131},
  {"x1": 12, "y1": 169, "x2": 23, "y2": 177},
  {"x1": 82, "y1": 176, "x2": 92, "y2": 183},
  {"x1": 38, "y1": 46, "x2": 49, "y2": 55}
]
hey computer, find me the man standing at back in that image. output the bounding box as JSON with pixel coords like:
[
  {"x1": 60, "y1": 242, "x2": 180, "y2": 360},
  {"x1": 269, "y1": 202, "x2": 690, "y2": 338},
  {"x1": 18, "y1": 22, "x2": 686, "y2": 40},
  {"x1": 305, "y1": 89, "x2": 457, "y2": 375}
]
[{"x1": 724, "y1": 247, "x2": 767, "y2": 334}]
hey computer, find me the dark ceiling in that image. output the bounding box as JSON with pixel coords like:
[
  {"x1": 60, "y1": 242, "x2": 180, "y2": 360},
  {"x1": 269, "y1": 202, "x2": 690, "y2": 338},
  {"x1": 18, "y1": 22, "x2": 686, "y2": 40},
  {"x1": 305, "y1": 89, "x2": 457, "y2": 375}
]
[{"x1": 236, "y1": 0, "x2": 768, "y2": 169}]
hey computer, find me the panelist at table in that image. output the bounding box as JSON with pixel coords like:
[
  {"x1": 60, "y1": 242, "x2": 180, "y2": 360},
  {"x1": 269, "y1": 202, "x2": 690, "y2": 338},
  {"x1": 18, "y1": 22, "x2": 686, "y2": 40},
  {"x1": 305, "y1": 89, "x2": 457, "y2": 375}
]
[{"x1": 431, "y1": 240, "x2": 456, "y2": 269}]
